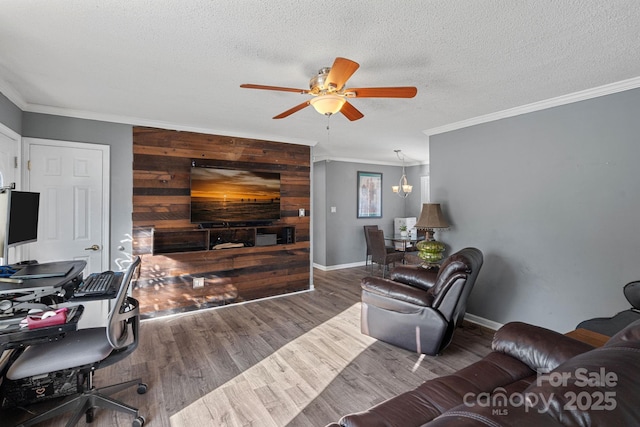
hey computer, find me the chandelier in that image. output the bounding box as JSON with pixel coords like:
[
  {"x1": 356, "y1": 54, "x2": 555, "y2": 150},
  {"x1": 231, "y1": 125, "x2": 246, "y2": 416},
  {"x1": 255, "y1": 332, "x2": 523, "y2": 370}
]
[{"x1": 391, "y1": 150, "x2": 412, "y2": 198}]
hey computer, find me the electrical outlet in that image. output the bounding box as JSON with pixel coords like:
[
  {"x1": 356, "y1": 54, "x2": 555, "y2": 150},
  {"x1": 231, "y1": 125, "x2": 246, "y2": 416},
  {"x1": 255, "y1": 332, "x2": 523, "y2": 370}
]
[
  {"x1": 193, "y1": 277, "x2": 204, "y2": 288},
  {"x1": 298, "y1": 208, "x2": 305, "y2": 217}
]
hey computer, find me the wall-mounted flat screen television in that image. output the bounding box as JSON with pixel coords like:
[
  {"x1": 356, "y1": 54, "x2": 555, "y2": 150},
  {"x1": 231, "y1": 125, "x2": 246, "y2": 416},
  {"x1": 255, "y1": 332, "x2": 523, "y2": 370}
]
[{"x1": 190, "y1": 165, "x2": 281, "y2": 224}]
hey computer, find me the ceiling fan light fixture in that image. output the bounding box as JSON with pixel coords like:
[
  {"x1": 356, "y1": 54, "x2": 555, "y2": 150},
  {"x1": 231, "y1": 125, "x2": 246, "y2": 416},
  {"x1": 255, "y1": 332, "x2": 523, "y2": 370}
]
[
  {"x1": 241, "y1": 57, "x2": 416, "y2": 120},
  {"x1": 310, "y1": 94, "x2": 346, "y2": 115}
]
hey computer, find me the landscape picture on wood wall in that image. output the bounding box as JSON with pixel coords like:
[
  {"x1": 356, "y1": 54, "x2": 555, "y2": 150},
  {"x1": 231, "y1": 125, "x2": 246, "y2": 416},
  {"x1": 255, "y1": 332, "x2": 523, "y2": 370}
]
[{"x1": 190, "y1": 166, "x2": 281, "y2": 224}]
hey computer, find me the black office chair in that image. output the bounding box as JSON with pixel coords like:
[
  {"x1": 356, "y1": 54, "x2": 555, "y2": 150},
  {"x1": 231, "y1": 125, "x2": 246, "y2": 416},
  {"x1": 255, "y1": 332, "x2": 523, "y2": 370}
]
[
  {"x1": 576, "y1": 280, "x2": 640, "y2": 336},
  {"x1": 5, "y1": 256, "x2": 147, "y2": 427}
]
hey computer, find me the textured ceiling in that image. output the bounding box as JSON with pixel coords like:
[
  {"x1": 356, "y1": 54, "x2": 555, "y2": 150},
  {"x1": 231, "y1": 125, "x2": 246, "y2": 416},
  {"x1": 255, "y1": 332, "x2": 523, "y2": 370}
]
[{"x1": 1, "y1": 0, "x2": 640, "y2": 165}]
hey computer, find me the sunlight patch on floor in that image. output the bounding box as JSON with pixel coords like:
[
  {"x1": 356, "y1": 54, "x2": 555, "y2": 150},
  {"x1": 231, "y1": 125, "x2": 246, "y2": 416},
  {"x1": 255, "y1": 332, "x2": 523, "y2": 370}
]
[
  {"x1": 169, "y1": 302, "x2": 375, "y2": 426},
  {"x1": 412, "y1": 354, "x2": 425, "y2": 372}
]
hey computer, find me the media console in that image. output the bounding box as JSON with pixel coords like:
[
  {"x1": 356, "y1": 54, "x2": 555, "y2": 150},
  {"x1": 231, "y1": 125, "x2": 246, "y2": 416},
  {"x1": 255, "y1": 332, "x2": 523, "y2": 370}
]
[{"x1": 151, "y1": 225, "x2": 296, "y2": 255}]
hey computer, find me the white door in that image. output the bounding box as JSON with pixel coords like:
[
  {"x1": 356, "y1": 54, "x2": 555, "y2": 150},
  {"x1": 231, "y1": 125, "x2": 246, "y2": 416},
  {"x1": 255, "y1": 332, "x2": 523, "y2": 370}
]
[
  {"x1": 24, "y1": 138, "x2": 110, "y2": 327},
  {"x1": 0, "y1": 130, "x2": 18, "y2": 188},
  {"x1": 0, "y1": 126, "x2": 20, "y2": 264}
]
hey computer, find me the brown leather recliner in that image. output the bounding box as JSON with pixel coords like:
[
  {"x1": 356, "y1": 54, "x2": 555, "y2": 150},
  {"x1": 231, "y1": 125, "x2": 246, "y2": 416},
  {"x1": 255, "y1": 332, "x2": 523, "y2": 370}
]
[{"x1": 360, "y1": 247, "x2": 483, "y2": 355}]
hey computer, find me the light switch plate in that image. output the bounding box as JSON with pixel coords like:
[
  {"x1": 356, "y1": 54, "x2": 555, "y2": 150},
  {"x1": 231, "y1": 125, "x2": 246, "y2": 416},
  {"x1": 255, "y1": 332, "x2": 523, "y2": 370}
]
[
  {"x1": 299, "y1": 208, "x2": 305, "y2": 217},
  {"x1": 193, "y1": 277, "x2": 204, "y2": 288}
]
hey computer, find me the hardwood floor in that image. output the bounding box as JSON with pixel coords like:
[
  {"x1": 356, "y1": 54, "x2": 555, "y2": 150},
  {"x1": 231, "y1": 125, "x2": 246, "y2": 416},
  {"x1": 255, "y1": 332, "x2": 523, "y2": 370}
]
[{"x1": 3, "y1": 266, "x2": 494, "y2": 427}]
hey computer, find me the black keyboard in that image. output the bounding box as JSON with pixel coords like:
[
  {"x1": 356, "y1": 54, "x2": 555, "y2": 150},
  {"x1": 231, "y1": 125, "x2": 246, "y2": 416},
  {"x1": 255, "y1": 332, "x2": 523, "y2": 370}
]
[{"x1": 75, "y1": 271, "x2": 117, "y2": 296}]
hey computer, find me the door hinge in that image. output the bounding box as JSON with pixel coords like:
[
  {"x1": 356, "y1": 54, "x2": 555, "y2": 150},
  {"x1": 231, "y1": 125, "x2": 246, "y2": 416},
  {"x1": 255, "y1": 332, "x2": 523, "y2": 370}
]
[
  {"x1": 13, "y1": 156, "x2": 17, "y2": 168},
  {"x1": 27, "y1": 160, "x2": 31, "y2": 171}
]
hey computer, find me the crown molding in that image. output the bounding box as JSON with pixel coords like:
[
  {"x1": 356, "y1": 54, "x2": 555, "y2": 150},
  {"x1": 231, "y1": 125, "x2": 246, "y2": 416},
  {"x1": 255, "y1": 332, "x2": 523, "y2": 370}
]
[
  {"x1": 21, "y1": 102, "x2": 319, "y2": 147},
  {"x1": 424, "y1": 76, "x2": 640, "y2": 137},
  {"x1": 6, "y1": 74, "x2": 640, "y2": 151},
  {"x1": 312, "y1": 155, "x2": 426, "y2": 166},
  {"x1": 0, "y1": 77, "x2": 28, "y2": 111}
]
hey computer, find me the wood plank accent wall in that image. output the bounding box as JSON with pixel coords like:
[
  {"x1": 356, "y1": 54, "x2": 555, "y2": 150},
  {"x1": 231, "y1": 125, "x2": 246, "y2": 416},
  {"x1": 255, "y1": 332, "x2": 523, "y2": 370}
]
[{"x1": 132, "y1": 127, "x2": 311, "y2": 317}]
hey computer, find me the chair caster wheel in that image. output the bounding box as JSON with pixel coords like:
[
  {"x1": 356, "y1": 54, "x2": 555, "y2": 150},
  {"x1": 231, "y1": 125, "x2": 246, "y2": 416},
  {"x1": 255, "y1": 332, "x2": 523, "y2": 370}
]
[
  {"x1": 132, "y1": 415, "x2": 145, "y2": 427},
  {"x1": 85, "y1": 407, "x2": 95, "y2": 423},
  {"x1": 137, "y1": 383, "x2": 148, "y2": 394}
]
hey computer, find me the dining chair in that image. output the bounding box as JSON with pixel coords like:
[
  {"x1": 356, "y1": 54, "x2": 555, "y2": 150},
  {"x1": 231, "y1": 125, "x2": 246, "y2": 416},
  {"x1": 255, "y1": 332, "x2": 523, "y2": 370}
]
[
  {"x1": 363, "y1": 225, "x2": 396, "y2": 272},
  {"x1": 368, "y1": 230, "x2": 405, "y2": 278}
]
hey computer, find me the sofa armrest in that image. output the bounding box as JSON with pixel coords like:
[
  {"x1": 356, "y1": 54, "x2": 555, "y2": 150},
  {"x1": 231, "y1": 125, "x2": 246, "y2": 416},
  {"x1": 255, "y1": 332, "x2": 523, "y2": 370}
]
[
  {"x1": 361, "y1": 276, "x2": 434, "y2": 307},
  {"x1": 492, "y1": 322, "x2": 595, "y2": 372},
  {"x1": 388, "y1": 265, "x2": 438, "y2": 292}
]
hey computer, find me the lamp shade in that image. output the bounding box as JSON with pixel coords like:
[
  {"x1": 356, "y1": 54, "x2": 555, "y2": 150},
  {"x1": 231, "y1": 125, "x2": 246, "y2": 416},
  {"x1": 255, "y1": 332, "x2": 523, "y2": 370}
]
[
  {"x1": 414, "y1": 203, "x2": 449, "y2": 229},
  {"x1": 310, "y1": 94, "x2": 346, "y2": 115}
]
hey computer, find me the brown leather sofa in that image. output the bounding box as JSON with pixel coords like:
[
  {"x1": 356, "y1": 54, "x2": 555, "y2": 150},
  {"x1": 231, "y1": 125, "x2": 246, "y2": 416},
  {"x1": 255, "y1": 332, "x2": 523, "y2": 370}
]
[
  {"x1": 361, "y1": 247, "x2": 483, "y2": 355},
  {"x1": 326, "y1": 319, "x2": 640, "y2": 426}
]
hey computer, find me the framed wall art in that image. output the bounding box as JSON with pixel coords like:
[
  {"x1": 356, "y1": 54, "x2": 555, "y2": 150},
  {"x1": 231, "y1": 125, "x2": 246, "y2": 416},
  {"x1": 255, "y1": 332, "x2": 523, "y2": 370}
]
[{"x1": 357, "y1": 171, "x2": 382, "y2": 218}]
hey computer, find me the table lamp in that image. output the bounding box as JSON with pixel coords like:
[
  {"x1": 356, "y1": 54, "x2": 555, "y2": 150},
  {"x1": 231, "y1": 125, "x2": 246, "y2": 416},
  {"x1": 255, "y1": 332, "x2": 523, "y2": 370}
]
[{"x1": 414, "y1": 203, "x2": 449, "y2": 266}]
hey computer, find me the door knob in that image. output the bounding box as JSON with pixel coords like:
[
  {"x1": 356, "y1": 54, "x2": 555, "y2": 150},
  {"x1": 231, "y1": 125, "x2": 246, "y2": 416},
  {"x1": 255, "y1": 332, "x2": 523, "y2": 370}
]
[{"x1": 84, "y1": 244, "x2": 101, "y2": 251}]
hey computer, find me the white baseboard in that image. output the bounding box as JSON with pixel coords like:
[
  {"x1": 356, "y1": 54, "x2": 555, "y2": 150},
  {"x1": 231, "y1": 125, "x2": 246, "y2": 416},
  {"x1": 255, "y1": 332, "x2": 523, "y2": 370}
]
[
  {"x1": 464, "y1": 313, "x2": 504, "y2": 331},
  {"x1": 313, "y1": 261, "x2": 366, "y2": 271}
]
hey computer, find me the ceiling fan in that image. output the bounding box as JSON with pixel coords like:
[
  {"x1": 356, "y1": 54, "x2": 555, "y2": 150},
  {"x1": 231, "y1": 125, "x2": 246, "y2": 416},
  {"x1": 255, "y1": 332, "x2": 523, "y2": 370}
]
[{"x1": 240, "y1": 57, "x2": 417, "y2": 121}]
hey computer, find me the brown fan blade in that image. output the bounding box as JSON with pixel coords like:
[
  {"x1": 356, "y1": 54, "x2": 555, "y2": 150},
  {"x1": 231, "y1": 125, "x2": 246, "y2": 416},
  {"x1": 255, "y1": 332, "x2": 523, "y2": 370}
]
[
  {"x1": 240, "y1": 84, "x2": 309, "y2": 94},
  {"x1": 326, "y1": 57, "x2": 360, "y2": 91},
  {"x1": 340, "y1": 101, "x2": 364, "y2": 121},
  {"x1": 273, "y1": 101, "x2": 311, "y2": 119},
  {"x1": 344, "y1": 87, "x2": 417, "y2": 98}
]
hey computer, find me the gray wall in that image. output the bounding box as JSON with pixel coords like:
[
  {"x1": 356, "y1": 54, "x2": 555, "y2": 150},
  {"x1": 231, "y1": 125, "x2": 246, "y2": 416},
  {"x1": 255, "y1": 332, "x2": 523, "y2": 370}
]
[
  {"x1": 313, "y1": 160, "x2": 327, "y2": 266},
  {"x1": 430, "y1": 88, "x2": 640, "y2": 332},
  {"x1": 314, "y1": 160, "x2": 423, "y2": 267},
  {"x1": 22, "y1": 113, "x2": 133, "y2": 271},
  {"x1": 0, "y1": 92, "x2": 22, "y2": 134}
]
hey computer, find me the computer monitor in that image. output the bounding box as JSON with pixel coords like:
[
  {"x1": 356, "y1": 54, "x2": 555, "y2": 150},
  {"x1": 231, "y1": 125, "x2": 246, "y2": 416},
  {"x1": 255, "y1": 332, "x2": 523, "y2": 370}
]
[{"x1": 0, "y1": 190, "x2": 40, "y2": 264}]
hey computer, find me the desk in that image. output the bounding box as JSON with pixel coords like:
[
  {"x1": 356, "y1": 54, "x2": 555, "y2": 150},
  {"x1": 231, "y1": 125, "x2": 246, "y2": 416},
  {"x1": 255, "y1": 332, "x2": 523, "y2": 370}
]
[
  {"x1": 0, "y1": 260, "x2": 85, "y2": 298},
  {"x1": 0, "y1": 261, "x2": 86, "y2": 350}
]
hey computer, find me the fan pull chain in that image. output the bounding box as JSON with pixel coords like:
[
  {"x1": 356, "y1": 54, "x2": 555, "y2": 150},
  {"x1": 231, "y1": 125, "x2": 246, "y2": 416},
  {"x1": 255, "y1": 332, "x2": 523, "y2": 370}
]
[{"x1": 326, "y1": 114, "x2": 331, "y2": 145}]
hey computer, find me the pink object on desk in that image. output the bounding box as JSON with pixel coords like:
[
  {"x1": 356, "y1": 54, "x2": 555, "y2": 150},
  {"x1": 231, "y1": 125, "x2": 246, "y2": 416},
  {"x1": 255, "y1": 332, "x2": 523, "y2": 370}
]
[{"x1": 26, "y1": 307, "x2": 68, "y2": 329}]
